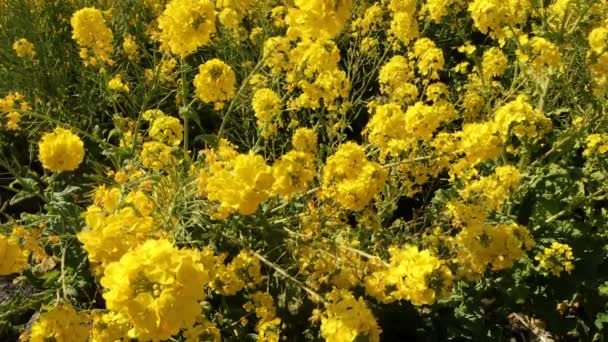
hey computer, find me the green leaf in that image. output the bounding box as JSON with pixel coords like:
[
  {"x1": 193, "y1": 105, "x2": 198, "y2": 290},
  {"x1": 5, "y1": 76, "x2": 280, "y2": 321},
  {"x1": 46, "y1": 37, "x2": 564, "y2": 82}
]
[{"x1": 594, "y1": 312, "x2": 608, "y2": 330}]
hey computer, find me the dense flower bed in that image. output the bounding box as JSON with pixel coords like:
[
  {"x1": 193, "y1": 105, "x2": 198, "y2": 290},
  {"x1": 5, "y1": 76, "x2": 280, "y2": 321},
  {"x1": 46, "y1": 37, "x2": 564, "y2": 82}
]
[{"x1": 0, "y1": 0, "x2": 608, "y2": 340}]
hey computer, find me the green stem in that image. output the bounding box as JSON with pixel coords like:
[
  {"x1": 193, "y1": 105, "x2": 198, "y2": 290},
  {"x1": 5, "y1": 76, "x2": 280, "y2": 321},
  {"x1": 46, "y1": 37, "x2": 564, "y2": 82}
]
[
  {"x1": 217, "y1": 56, "x2": 266, "y2": 140},
  {"x1": 180, "y1": 58, "x2": 190, "y2": 156},
  {"x1": 250, "y1": 250, "x2": 326, "y2": 304},
  {"x1": 59, "y1": 241, "x2": 70, "y2": 301}
]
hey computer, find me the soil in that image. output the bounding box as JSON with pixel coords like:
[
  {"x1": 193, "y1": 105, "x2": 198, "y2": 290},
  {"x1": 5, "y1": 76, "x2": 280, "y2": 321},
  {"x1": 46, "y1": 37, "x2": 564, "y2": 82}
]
[{"x1": 0, "y1": 275, "x2": 40, "y2": 342}]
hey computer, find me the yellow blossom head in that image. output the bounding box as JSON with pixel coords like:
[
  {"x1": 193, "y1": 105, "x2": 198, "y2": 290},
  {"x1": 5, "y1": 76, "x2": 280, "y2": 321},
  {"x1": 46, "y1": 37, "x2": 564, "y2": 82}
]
[
  {"x1": 71, "y1": 7, "x2": 114, "y2": 66},
  {"x1": 38, "y1": 127, "x2": 85, "y2": 173},
  {"x1": 158, "y1": 0, "x2": 216, "y2": 56},
  {"x1": 29, "y1": 304, "x2": 89, "y2": 342},
  {"x1": 193, "y1": 59, "x2": 237, "y2": 109},
  {"x1": 101, "y1": 239, "x2": 214, "y2": 340},
  {"x1": 12, "y1": 38, "x2": 36, "y2": 60}
]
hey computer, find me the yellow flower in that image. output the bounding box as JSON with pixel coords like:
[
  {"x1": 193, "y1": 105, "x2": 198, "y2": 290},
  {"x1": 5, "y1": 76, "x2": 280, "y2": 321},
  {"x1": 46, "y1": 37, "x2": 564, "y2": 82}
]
[
  {"x1": 215, "y1": 0, "x2": 255, "y2": 17},
  {"x1": 140, "y1": 141, "x2": 178, "y2": 170},
  {"x1": 365, "y1": 245, "x2": 453, "y2": 305},
  {"x1": 322, "y1": 142, "x2": 387, "y2": 211},
  {"x1": 378, "y1": 56, "x2": 417, "y2": 104},
  {"x1": 459, "y1": 165, "x2": 522, "y2": 211},
  {"x1": 10, "y1": 226, "x2": 47, "y2": 264},
  {"x1": 589, "y1": 26, "x2": 608, "y2": 55},
  {"x1": 247, "y1": 292, "x2": 277, "y2": 322},
  {"x1": 71, "y1": 7, "x2": 114, "y2": 66},
  {"x1": 12, "y1": 38, "x2": 36, "y2": 60},
  {"x1": 29, "y1": 304, "x2": 90, "y2": 342},
  {"x1": 183, "y1": 318, "x2": 221, "y2": 342},
  {"x1": 366, "y1": 101, "x2": 456, "y2": 158},
  {"x1": 388, "y1": 0, "x2": 418, "y2": 45},
  {"x1": 252, "y1": 88, "x2": 282, "y2": 137},
  {"x1": 107, "y1": 75, "x2": 129, "y2": 93},
  {"x1": 249, "y1": 26, "x2": 264, "y2": 42},
  {"x1": 122, "y1": 34, "x2": 139, "y2": 60},
  {"x1": 269, "y1": 6, "x2": 286, "y2": 28},
  {"x1": 587, "y1": 24, "x2": 608, "y2": 95},
  {"x1": 218, "y1": 7, "x2": 241, "y2": 31},
  {"x1": 455, "y1": 222, "x2": 535, "y2": 280},
  {"x1": 158, "y1": 0, "x2": 216, "y2": 57},
  {"x1": 205, "y1": 151, "x2": 274, "y2": 218},
  {"x1": 292, "y1": 127, "x2": 318, "y2": 154},
  {"x1": 285, "y1": 0, "x2": 353, "y2": 40},
  {"x1": 451, "y1": 122, "x2": 502, "y2": 177},
  {"x1": 142, "y1": 108, "x2": 165, "y2": 121},
  {"x1": 6, "y1": 111, "x2": 21, "y2": 131},
  {"x1": 244, "y1": 292, "x2": 282, "y2": 340},
  {"x1": 263, "y1": 36, "x2": 291, "y2": 75},
  {"x1": 257, "y1": 317, "x2": 282, "y2": 342},
  {"x1": 535, "y1": 242, "x2": 575, "y2": 277},
  {"x1": 89, "y1": 310, "x2": 130, "y2": 342},
  {"x1": 149, "y1": 115, "x2": 183, "y2": 146},
  {"x1": 516, "y1": 35, "x2": 561, "y2": 73},
  {"x1": 101, "y1": 239, "x2": 214, "y2": 341},
  {"x1": 145, "y1": 57, "x2": 179, "y2": 84},
  {"x1": 281, "y1": 39, "x2": 351, "y2": 110},
  {"x1": 365, "y1": 102, "x2": 409, "y2": 157},
  {"x1": 320, "y1": 289, "x2": 381, "y2": 342},
  {"x1": 249, "y1": 73, "x2": 268, "y2": 89},
  {"x1": 212, "y1": 250, "x2": 263, "y2": 295},
  {"x1": 481, "y1": 47, "x2": 508, "y2": 80},
  {"x1": 387, "y1": 0, "x2": 417, "y2": 13},
  {"x1": 410, "y1": 38, "x2": 445, "y2": 80},
  {"x1": 0, "y1": 234, "x2": 29, "y2": 275},
  {"x1": 93, "y1": 185, "x2": 121, "y2": 212},
  {"x1": 584, "y1": 133, "x2": 608, "y2": 157},
  {"x1": 38, "y1": 127, "x2": 85, "y2": 172},
  {"x1": 125, "y1": 190, "x2": 155, "y2": 217},
  {"x1": 271, "y1": 150, "x2": 316, "y2": 199},
  {"x1": 493, "y1": 94, "x2": 551, "y2": 141},
  {"x1": 361, "y1": 37, "x2": 378, "y2": 51},
  {"x1": 468, "y1": 0, "x2": 531, "y2": 40},
  {"x1": 351, "y1": 4, "x2": 383, "y2": 35},
  {"x1": 423, "y1": 0, "x2": 459, "y2": 23},
  {"x1": 193, "y1": 59, "x2": 237, "y2": 109},
  {"x1": 79, "y1": 204, "x2": 156, "y2": 270}
]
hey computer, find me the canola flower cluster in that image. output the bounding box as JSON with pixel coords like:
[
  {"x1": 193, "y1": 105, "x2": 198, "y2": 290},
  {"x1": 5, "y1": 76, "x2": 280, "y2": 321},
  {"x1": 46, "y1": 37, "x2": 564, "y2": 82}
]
[
  {"x1": 1, "y1": 0, "x2": 607, "y2": 341},
  {"x1": 101, "y1": 239, "x2": 212, "y2": 340},
  {"x1": 138, "y1": 109, "x2": 183, "y2": 170},
  {"x1": 584, "y1": 133, "x2": 608, "y2": 157},
  {"x1": 193, "y1": 59, "x2": 237, "y2": 109},
  {"x1": 157, "y1": 0, "x2": 216, "y2": 57},
  {"x1": 27, "y1": 173, "x2": 269, "y2": 340},
  {"x1": 107, "y1": 75, "x2": 130, "y2": 93},
  {"x1": 365, "y1": 245, "x2": 453, "y2": 306},
  {"x1": 262, "y1": 9, "x2": 352, "y2": 111},
  {"x1": 588, "y1": 21, "x2": 608, "y2": 96},
  {"x1": 0, "y1": 92, "x2": 30, "y2": 131},
  {"x1": 70, "y1": 7, "x2": 114, "y2": 66},
  {"x1": 243, "y1": 292, "x2": 282, "y2": 342},
  {"x1": 12, "y1": 38, "x2": 36, "y2": 61},
  {"x1": 38, "y1": 127, "x2": 85, "y2": 173},
  {"x1": 0, "y1": 234, "x2": 29, "y2": 275},
  {"x1": 320, "y1": 289, "x2": 381, "y2": 342},
  {"x1": 198, "y1": 128, "x2": 317, "y2": 219},
  {"x1": 321, "y1": 142, "x2": 386, "y2": 211},
  {"x1": 535, "y1": 242, "x2": 575, "y2": 277},
  {"x1": 78, "y1": 185, "x2": 159, "y2": 271}
]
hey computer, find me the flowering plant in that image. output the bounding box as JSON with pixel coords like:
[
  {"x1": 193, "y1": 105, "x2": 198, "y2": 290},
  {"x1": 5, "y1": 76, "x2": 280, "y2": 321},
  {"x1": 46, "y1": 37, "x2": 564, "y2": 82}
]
[{"x1": 0, "y1": 0, "x2": 608, "y2": 341}]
